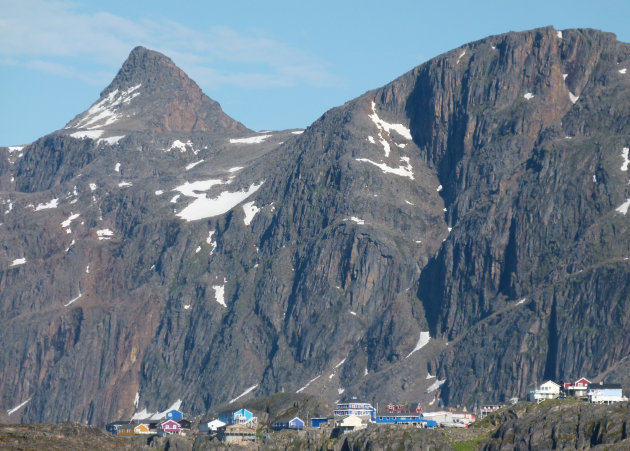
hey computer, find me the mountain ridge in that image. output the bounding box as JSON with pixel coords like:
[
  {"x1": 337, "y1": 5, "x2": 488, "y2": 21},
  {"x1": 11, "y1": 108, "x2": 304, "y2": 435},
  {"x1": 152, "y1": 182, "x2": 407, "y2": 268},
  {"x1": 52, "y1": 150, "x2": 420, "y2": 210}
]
[{"x1": 2, "y1": 26, "x2": 630, "y2": 426}]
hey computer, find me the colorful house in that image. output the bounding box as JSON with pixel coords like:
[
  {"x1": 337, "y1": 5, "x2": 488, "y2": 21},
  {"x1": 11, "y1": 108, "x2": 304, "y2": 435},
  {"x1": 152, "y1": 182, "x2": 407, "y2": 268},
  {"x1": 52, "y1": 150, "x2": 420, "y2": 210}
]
[
  {"x1": 311, "y1": 418, "x2": 329, "y2": 428},
  {"x1": 160, "y1": 419, "x2": 182, "y2": 435},
  {"x1": 587, "y1": 383, "x2": 627, "y2": 404},
  {"x1": 565, "y1": 377, "x2": 591, "y2": 397},
  {"x1": 105, "y1": 421, "x2": 130, "y2": 435},
  {"x1": 274, "y1": 416, "x2": 305, "y2": 430},
  {"x1": 133, "y1": 423, "x2": 153, "y2": 435},
  {"x1": 165, "y1": 409, "x2": 183, "y2": 420},
  {"x1": 219, "y1": 408, "x2": 257, "y2": 426}
]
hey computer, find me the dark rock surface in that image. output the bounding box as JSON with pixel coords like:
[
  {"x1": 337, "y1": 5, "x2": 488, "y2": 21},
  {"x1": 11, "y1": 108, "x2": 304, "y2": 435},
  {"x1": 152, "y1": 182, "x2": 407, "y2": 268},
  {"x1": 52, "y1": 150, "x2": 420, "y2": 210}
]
[
  {"x1": 481, "y1": 400, "x2": 630, "y2": 450},
  {"x1": 2, "y1": 26, "x2": 630, "y2": 427}
]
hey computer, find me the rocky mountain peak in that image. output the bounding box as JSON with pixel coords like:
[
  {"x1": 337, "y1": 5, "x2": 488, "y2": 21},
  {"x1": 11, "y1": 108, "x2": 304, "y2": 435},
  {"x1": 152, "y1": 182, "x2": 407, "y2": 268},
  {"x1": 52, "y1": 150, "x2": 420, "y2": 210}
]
[{"x1": 63, "y1": 46, "x2": 249, "y2": 135}]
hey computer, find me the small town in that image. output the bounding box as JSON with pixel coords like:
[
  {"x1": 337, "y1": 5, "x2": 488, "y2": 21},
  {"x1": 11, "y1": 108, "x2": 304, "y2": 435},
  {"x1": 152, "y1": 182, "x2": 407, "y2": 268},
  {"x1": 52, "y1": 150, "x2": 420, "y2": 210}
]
[{"x1": 104, "y1": 377, "x2": 627, "y2": 444}]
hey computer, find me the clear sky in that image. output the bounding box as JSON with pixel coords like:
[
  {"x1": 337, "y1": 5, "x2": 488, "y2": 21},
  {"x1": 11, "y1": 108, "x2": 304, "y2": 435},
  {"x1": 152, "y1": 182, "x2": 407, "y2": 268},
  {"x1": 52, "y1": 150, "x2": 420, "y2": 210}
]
[{"x1": 2, "y1": 0, "x2": 630, "y2": 146}]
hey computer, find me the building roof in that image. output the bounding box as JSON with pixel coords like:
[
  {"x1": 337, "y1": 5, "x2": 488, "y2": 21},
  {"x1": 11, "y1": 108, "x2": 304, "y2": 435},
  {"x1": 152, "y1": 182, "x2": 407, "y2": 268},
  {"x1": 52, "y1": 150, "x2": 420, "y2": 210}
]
[{"x1": 589, "y1": 383, "x2": 622, "y2": 390}]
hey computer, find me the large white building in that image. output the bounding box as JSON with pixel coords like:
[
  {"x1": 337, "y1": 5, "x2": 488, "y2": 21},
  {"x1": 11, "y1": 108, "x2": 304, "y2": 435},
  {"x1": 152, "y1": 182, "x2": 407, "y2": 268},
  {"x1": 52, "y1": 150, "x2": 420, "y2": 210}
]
[
  {"x1": 587, "y1": 383, "x2": 627, "y2": 404},
  {"x1": 527, "y1": 380, "x2": 561, "y2": 402},
  {"x1": 333, "y1": 402, "x2": 375, "y2": 418}
]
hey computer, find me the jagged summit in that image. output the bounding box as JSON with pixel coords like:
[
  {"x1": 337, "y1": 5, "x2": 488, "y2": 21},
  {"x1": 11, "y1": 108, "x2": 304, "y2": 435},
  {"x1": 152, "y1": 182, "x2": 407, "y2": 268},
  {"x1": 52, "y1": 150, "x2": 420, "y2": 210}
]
[{"x1": 64, "y1": 46, "x2": 250, "y2": 135}]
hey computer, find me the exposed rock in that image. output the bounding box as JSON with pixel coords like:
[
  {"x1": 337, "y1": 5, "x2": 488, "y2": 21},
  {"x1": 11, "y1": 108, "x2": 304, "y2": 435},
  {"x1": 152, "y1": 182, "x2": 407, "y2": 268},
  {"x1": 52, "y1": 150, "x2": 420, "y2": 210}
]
[{"x1": 2, "y1": 27, "x2": 630, "y2": 426}]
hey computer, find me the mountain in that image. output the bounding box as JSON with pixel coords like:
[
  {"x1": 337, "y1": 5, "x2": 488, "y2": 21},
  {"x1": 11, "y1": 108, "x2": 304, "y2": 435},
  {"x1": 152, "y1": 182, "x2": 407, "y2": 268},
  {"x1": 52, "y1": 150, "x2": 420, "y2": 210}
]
[{"x1": 2, "y1": 26, "x2": 630, "y2": 426}]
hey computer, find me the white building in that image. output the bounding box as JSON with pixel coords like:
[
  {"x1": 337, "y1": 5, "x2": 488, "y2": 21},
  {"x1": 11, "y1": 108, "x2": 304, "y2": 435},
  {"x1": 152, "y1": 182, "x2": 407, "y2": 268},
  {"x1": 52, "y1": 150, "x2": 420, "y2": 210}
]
[
  {"x1": 527, "y1": 380, "x2": 561, "y2": 402},
  {"x1": 587, "y1": 383, "x2": 627, "y2": 404}
]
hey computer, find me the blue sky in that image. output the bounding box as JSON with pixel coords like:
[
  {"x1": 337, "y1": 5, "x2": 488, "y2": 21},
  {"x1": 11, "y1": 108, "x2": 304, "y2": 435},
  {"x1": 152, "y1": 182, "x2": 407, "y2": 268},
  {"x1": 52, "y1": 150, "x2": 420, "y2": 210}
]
[{"x1": 2, "y1": 0, "x2": 630, "y2": 146}]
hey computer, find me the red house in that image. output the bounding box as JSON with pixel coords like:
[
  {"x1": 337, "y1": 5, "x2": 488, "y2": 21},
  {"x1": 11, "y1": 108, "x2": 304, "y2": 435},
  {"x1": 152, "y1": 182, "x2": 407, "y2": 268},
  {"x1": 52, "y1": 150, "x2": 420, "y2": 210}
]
[
  {"x1": 565, "y1": 377, "x2": 591, "y2": 398},
  {"x1": 160, "y1": 419, "x2": 181, "y2": 435}
]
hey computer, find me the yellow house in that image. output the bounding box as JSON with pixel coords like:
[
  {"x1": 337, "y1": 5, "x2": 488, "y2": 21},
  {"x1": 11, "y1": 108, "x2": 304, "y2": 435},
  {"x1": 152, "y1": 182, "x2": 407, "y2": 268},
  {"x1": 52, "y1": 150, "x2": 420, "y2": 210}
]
[{"x1": 134, "y1": 423, "x2": 152, "y2": 434}]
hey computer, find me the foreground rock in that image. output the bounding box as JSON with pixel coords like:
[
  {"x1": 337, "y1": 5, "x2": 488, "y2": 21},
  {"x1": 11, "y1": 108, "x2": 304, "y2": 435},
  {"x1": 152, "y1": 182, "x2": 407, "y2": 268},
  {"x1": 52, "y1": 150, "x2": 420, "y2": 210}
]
[{"x1": 481, "y1": 400, "x2": 630, "y2": 450}]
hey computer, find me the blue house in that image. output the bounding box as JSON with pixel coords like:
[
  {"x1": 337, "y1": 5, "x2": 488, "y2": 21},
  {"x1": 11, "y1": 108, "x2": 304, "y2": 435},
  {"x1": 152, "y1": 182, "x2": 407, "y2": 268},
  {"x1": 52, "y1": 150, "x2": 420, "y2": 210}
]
[
  {"x1": 165, "y1": 409, "x2": 183, "y2": 420},
  {"x1": 274, "y1": 416, "x2": 305, "y2": 430},
  {"x1": 374, "y1": 414, "x2": 437, "y2": 428},
  {"x1": 311, "y1": 417, "x2": 329, "y2": 428},
  {"x1": 219, "y1": 408, "x2": 257, "y2": 425}
]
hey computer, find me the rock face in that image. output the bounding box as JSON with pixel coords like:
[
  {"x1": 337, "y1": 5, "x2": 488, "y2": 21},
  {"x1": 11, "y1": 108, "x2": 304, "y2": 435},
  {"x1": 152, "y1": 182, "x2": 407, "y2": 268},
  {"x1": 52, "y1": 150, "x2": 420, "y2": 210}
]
[
  {"x1": 481, "y1": 401, "x2": 630, "y2": 450},
  {"x1": 2, "y1": 26, "x2": 630, "y2": 426}
]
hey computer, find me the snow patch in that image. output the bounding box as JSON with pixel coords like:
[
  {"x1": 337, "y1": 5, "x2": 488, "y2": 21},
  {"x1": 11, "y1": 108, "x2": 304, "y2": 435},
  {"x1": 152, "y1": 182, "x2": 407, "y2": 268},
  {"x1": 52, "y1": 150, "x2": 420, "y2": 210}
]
[
  {"x1": 230, "y1": 135, "x2": 271, "y2": 144},
  {"x1": 195, "y1": 246, "x2": 201, "y2": 253},
  {"x1": 89, "y1": 183, "x2": 97, "y2": 191},
  {"x1": 167, "y1": 139, "x2": 193, "y2": 153},
  {"x1": 516, "y1": 298, "x2": 527, "y2": 305},
  {"x1": 65, "y1": 239, "x2": 75, "y2": 252},
  {"x1": 335, "y1": 359, "x2": 346, "y2": 368},
  {"x1": 64, "y1": 291, "x2": 82, "y2": 307},
  {"x1": 368, "y1": 101, "x2": 412, "y2": 157},
  {"x1": 7, "y1": 146, "x2": 24, "y2": 153},
  {"x1": 437, "y1": 185, "x2": 443, "y2": 192},
  {"x1": 207, "y1": 231, "x2": 217, "y2": 254},
  {"x1": 35, "y1": 198, "x2": 58, "y2": 211},
  {"x1": 170, "y1": 195, "x2": 180, "y2": 203},
  {"x1": 86, "y1": 264, "x2": 90, "y2": 274},
  {"x1": 185, "y1": 159, "x2": 204, "y2": 171},
  {"x1": 368, "y1": 136, "x2": 375, "y2": 144},
  {"x1": 405, "y1": 200, "x2": 414, "y2": 205},
  {"x1": 155, "y1": 190, "x2": 164, "y2": 196},
  {"x1": 61, "y1": 213, "x2": 81, "y2": 229},
  {"x1": 569, "y1": 92, "x2": 579, "y2": 104},
  {"x1": 10, "y1": 258, "x2": 26, "y2": 267},
  {"x1": 356, "y1": 156, "x2": 414, "y2": 179},
  {"x1": 114, "y1": 163, "x2": 120, "y2": 173},
  {"x1": 620, "y1": 68, "x2": 627, "y2": 74},
  {"x1": 364, "y1": 368, "x2": 369, "y2": 376},
  {"x1": 563, "y1": 73, "x2": 568, "y2": 80},
  {"x1": 7, "y1": 398, "x2": 31, "y2": 416},
  {"x1": 523, "y1": 92, "x2": 535, "y2": 100},
  {"x1": 70, "y1": 129, "x2": 104, "y2": 140},
  {"x1": 292, "y1": 130, "x2": 304, "y2": 134},
  {"x1": 97, "y1": 229, "x2": 114, "y2": 240},
  {"x1": 427, "y1": 373, "x2": 435, "y2": 379},
  {"x1": 176, "y1": 182, "x2": 263, "y2": 222},
  {"x1": 98, "y1": 135, "x2": 125, "y2": 145},
  {"x1": 173, "y1": 179, "x2": 226, "y2": 197},
  {"x1": 426, "y1": 378, "x2": 446, "y2": 393},
  {"x1": 228, "y1": 166, "x2": 244, "y2": 173},
  {"x1": 213, "y1": 284, "x2": 226, "y2": 307},
  {"x1": 456, "y1": 50, "x2": 466, "y2": 64},
  {"x1": 557, "y1": 30, "x2": 563, "y2": 39},
  {"x1": 350, "y1": 311, "x2": 357, "y2": 316},
  {"x1": 118, "y1": 181, "x2": 132, "y2": 187},
  {"x1": 616, "y1": 199, "x2": 630, "y2": 215},
  {"x1": 134, "y1": 392, "x2": 139, "y2": 409},
  {"x1": 620, "y1": 147, "x2": 630, "y2": 171},
  {"x1": 406, "y1": 331, "x2": 431, "y2": 358},
  {"x1": 347, "y1": 216, "x2": 365, "y2": 225},
  {"x1": 338, "y1": 388, "x2": 345, "y2": 395},
  {"x1": 242, "y1": 201, "x2": 260, "y2": 225},
  {"x1": 184, "y1": 304, "x2": 191, "y2": 310},
  {"x1": 229, "y1": 385, "x2": 258, "y2": 404},
  {"x1": 72, "y1": 84, "x2": 141, "y2": 129},
  {"x1": 296, "y1": 375, "x2": 320, "y2": 393}
]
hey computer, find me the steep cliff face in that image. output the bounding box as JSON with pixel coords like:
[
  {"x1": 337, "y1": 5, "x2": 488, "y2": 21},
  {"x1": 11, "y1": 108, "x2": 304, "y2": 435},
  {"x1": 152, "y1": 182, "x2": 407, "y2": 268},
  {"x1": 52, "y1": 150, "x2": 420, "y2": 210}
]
[{"x1": 2, "y1": 26, "x2": 630, "y2": 425}]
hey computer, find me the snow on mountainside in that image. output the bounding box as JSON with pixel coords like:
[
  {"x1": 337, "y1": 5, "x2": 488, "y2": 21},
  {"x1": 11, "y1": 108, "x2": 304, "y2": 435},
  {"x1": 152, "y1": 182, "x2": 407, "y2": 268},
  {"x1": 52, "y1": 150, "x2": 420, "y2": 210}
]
[{"x1": 3, "y1": 27, "x2": 630, "y2": 427}]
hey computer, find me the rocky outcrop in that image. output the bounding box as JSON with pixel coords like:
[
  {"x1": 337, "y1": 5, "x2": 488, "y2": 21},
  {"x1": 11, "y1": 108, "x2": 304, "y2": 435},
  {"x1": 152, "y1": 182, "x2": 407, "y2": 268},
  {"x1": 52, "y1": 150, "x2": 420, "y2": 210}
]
[{"x1": 481, "y1": 401, "x2": 630, "y2": 450}]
